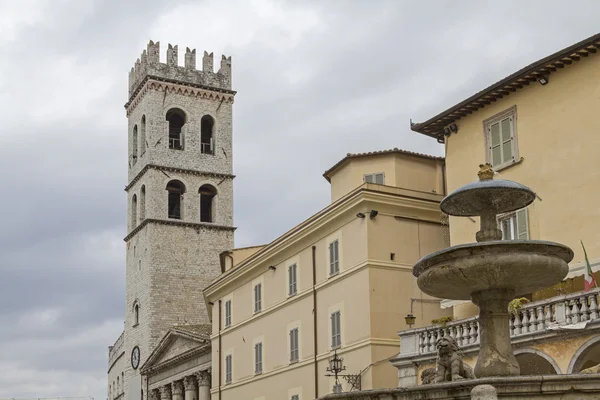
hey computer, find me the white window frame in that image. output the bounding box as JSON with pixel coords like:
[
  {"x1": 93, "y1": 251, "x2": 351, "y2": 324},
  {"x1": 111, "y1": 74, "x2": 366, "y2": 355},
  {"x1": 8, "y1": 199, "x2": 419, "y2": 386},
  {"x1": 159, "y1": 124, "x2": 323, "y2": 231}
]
[
  {"x1": 254, "y1": 342, "x2": 263, "y2": 374},
  {"x1": 289, "y1": 327, "x2": 299, "y2": 363},
  {"x1": 497, "y1": 207, "x2": 529, "y2": 240},
  {"x1": 483, "y1": 106, "x2": 519, "y2": 170},
  {"x1": 364, "y1": 172, "x2": 385, "y2": 185},
  {"x1": 288, "y1": 263, "x2": 298, "y2": 296},
  {"x1": 254, "y1": 282, "x2": 262, "y2": 313},
  {"x1": 225, "y1": 353, "x2": 233, "y2": 384},
  {"x1": 329, "y1": 239, "x2": 340, "y2": 276},
  {"x1": 331, "y1": 310, "x2": 342, "y2": 349},
  {"x1": 224, "y1": 299, "x2": 232, "y2": 328}
]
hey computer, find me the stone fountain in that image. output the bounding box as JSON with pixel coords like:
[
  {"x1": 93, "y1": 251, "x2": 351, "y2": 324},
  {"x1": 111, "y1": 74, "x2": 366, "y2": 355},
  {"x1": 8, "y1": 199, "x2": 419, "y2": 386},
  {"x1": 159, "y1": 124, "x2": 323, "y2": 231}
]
[
  {"x1": 414, "y1": 163, "x2": 573, "y2": 378},
  {"x1": 320, "y1": 165, "x2": 600, "y2": 399}
]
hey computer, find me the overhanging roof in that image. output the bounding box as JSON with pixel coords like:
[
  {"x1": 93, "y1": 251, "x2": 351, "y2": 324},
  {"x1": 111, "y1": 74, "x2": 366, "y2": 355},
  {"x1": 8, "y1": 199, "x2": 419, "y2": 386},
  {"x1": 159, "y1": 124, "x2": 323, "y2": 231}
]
[
  {"x1": 411, "y1": 32, "x2": 600, "y2": 141},
  {"x1": 323, "y1": 148, "x2": 444, "y2": 182}
]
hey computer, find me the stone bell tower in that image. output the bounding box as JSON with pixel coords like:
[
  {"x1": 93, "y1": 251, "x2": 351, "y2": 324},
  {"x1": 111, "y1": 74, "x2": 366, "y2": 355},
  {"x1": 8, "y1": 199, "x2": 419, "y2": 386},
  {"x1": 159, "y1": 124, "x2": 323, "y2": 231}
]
[{"x1": 119, "y1": 41, "x2": 235, "y2": 400}]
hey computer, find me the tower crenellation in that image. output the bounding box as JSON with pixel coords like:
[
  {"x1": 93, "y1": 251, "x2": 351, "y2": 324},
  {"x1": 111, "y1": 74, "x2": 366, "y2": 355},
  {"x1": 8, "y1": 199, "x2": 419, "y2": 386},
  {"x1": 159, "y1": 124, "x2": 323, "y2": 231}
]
[{"x1": 128, "y1": 40, "x2": 232, "y2": 97}]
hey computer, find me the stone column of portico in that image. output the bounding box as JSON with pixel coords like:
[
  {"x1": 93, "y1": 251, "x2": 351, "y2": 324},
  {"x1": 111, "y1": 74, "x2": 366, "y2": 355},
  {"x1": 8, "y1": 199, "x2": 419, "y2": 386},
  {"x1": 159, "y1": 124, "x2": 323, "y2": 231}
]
[
  {"x1": 183, "y1": 376, "x2": 197, "y2": 400},
  {"x1": 195, "y1": 371, "x2": 211, "y2": 400},
  {"x1": 150, "y1": 389, "x2": 160, "y2": 400},
  {"x1": 159, "y1": 385, "x2": 172, "y2": 400},
  {"x1": 171, "y1": 381, "x2": 184, "y2": 400}
]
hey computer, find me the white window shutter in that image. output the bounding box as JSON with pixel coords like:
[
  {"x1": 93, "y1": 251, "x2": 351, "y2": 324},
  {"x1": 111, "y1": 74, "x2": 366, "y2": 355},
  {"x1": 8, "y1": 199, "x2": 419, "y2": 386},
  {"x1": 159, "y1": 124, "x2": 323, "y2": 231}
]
[
  {"x1": 517, "y1": 208, "x2": 529, "y2": 240},
  {"x1": 375, "y1": 173, "x2": 384, "y2": 184},
  {"x1": 364, "y1": 174, "x2": 374, "y2": 183}
]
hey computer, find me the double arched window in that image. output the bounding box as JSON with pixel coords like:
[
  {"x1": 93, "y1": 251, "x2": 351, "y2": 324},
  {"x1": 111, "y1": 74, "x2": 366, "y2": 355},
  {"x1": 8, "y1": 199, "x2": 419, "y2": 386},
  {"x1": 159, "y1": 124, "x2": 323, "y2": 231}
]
[
  {"x1": 166, "y1": 108, "x2": 186, "y2": 150},
  {"x1": 166, "y1": 180, "x2": 186, "y2": 219}
]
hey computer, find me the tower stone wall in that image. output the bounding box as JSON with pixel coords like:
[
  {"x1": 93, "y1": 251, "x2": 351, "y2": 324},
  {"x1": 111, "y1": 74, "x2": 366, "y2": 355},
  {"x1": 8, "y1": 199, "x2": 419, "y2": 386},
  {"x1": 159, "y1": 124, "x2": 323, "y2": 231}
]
[{"x1": 109, "y1": 40, "x2": 236, "y2": 400}]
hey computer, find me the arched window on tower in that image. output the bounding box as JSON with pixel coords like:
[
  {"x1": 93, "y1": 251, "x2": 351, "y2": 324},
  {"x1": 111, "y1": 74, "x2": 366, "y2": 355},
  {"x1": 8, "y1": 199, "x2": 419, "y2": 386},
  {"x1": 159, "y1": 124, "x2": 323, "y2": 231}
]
[
  {"x1": 134, "y1": 303, "x2": 140, "y2": 326},
  {"x1": 199, "y1": 184, "x2": 217, "y2": 223},
  {"x1": 132, "y1": 125, "x2": 138, "y2": 165},
  {"x1": 131, "y1": 194, "x2": 138, "y2": 229},
  {"x1": 140, "y1": 185, "x2": 146, "y2": 221},
  {"x1": 200, "y1": 115, "x2": 214, "y2": 154},
  {"x1": 166, "y1": 180, "x2": 186, "y2": 219},
  {"x1": 140, "y1": 115, "x2": 146, "y2": 156},
  {"x1": 166, "y1": 108, "x2": 186, "y2": 150}
]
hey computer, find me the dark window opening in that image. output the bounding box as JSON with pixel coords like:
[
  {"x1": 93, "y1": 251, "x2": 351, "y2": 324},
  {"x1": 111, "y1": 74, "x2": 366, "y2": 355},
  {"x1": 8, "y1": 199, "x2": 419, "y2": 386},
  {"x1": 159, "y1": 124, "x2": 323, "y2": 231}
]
[
  {"x1": 140, "y1": 185, "x2": 146, "y2": 221},
  {"x1": 134, "y1": 304, "x2": 139, "y2": 326},
  {"x1": 166, "y1": 108, "x2": 186, "y2": 150},
  {"x1": 140, "y1": 115, "x2": 146, "y2": 155},
  {"x1": 199, "y1": 184, "x2": 217, "y2": 222},
  {"x1": 166, "y1": 180, "x2": 186, "y2": 219},
  {"x1": 132, "y1": 125, "x2": 138, "y2": 165},
  {"x1": 131, "y1": 194, "x2": 137, "y2": 229},
  {"x1": 200, "y1": 115, "x2": 214, "y2": 154}
]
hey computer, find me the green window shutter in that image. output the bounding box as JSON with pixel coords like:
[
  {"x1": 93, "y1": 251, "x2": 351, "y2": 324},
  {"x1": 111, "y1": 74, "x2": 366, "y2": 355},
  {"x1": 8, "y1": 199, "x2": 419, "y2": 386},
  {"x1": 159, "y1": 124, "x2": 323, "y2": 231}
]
[{"x1": 516, "y1": 208, "x2": 529, "y2": 240}]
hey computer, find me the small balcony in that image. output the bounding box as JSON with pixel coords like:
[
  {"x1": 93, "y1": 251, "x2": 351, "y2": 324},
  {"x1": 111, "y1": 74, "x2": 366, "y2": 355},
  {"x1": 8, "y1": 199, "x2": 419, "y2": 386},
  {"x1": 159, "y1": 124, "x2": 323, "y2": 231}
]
[{"x1": 392, "y1": 288, "x2": 600, "y2": 385}]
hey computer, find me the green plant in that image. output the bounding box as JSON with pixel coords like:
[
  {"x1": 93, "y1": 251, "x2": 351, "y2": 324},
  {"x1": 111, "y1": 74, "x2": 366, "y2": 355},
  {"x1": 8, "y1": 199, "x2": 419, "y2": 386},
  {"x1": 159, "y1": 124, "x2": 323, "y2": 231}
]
[
  {"x1": 431, "y1": 316, "x2": 454, "y2": 326},
  {"x1": 508, "y1": 297, "x2": 530, "y2": 315}
]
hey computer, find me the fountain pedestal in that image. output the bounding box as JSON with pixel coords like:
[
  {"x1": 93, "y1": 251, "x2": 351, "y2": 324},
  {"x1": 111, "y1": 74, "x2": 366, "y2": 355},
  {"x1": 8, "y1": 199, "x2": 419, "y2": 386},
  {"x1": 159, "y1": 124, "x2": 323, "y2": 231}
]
[{"x1": 472, "y1": 289, "x2": 519, "y2": 377}]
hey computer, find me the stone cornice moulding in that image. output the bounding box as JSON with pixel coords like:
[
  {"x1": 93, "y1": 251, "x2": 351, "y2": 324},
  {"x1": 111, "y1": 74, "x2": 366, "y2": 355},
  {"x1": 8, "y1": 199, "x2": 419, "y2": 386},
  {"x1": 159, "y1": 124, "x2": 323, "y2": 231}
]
[
  {"x1": 141, "y1": 328, "x2": 211, "y2": 374},
  {"x1": 124, "y1": 218, "x2": 236, "y2": 242},
  {"x1": 125, "y1": 77, "x2": 236, "y2": 116},
  {"x1": 204, "y1": 186, "x2": 444, "y2": 299},
  {"x1": 126, "y1": 164, "x2": 235, "y2": 192}
]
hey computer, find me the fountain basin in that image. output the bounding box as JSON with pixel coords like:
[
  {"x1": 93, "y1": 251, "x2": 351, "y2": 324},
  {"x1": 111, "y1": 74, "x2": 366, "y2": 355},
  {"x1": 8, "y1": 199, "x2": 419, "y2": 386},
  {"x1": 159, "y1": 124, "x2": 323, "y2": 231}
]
[{"x1": 414, "y1": 240, "x2": 573, "y2": 300}]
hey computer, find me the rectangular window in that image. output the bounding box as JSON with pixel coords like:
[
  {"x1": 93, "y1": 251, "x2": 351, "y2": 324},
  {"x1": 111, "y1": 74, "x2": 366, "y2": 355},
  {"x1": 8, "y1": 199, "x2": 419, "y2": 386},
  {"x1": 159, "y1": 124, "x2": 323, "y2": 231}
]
[
  {"x1": 225, "y1": 354, "x2": 232, "y2": 383},
  {"x1": 498, "y1": 208, "x2": 528, "y2": 240},
  {"x1": 290, "y1": 328, "x2": 299, "y2": 363},
  {"x1": 254, "y1": 283, "x2": 262, "y2": 313},
  {"x1": 224, "y1": 300, "x2": 232, "y2": 328},
  {"x1": 364, "y1": 173, "x2": 384, "y2": 184},
  {"x1": 329, "y1": 240, "x2": 340, "y2": 276},
  {"x1": 288, "y1": 263, "x2": 297, "y2": 296},
  {"x1": 291, "y1": 396, "x2": 299, "y2": 400},
  {"x1": 331, "y1": 311, "x2": 341, "y2": 348},
  {"x1": 486, "y1": 110, "x2": 517, "y2": 168},
  {"x1": 254, "y1": 342, "x2": 263, "y2": 374}
]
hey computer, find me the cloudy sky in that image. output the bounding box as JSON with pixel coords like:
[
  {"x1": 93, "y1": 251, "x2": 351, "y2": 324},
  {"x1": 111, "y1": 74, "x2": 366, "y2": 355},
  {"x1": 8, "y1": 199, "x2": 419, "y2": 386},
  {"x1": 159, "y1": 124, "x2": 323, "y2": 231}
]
[{"x1": 0, "y1": 0, "x2": 598, "y2": 398}]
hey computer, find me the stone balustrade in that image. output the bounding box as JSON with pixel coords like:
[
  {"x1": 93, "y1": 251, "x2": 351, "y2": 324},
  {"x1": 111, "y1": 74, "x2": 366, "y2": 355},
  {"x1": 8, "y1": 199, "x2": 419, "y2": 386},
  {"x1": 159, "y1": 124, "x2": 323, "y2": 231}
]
[{"x1": 392, "y1": 288, "x2": 600, "y2": 386}]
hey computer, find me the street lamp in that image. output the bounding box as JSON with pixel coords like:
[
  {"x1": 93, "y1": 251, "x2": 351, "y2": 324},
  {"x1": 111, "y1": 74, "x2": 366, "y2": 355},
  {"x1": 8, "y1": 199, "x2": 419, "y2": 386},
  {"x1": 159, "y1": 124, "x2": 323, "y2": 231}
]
[
  {"x1": 325, "y1": 350, "x2": 362, "y2": 393},
  {"x1": 404, "y1": 313, "x2": 416, "y2": 328}
]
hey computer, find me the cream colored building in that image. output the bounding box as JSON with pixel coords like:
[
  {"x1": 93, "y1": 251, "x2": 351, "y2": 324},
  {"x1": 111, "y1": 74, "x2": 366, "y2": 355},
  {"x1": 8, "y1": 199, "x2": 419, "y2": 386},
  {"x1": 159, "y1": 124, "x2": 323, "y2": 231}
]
[
  {"x1": 203, "y1": 149, "x2": 452, "y2": 399},
  {"x1": 392, "y1": 32, "x2": 600, "y2": 385}
]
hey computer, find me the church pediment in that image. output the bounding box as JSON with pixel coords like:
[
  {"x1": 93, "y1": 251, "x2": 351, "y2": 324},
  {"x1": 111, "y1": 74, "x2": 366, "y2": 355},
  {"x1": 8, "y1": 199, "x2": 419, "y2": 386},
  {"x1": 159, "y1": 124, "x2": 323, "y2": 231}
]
[{"x1": 141, "y1": 325, "x2": 211, "y2": 373}]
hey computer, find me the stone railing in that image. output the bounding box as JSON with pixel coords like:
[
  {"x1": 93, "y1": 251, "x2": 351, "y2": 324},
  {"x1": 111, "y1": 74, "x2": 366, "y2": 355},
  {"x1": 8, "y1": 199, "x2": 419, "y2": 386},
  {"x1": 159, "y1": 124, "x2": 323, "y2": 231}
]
[
  {"x1": 400, "y1": 288, "x2": 600, "y2": 357},
  {"x1": 108, "y1": 330, "x2": 125, "y2": 368}
]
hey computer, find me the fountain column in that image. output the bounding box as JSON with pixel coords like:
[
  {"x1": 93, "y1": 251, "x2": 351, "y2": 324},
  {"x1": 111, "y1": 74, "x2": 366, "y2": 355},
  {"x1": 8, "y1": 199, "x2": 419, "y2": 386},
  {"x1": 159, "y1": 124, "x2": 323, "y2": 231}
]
[{"x1": 472, "y1": 289, "x2": 519, "y2": 377}]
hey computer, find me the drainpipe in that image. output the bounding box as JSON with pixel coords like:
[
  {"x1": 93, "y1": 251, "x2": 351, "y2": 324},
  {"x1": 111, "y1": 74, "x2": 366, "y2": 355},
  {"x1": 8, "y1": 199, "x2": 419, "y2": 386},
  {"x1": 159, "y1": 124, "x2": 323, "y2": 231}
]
[
  {"x1": 312, "y1": 245, "x2": 319, "y2": 398},
  {"x1": 218, "y1": 299, "x2": 222, "y2": 400}
]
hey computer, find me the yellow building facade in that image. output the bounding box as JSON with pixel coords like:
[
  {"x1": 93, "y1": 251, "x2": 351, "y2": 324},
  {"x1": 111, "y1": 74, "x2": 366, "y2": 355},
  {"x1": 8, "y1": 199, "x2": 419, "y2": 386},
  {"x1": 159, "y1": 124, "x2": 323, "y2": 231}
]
[
  {"x1": 204, "y1": 150, "x2": 451, "y2": 399},
  {"x1": 394, "y1": 32, "x2": 600, "y2": 384}
]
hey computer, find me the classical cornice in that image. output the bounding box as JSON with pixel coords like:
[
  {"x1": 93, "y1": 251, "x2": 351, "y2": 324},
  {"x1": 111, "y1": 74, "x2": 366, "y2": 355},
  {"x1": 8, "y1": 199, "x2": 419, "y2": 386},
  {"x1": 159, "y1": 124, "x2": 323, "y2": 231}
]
[
  {"x1": 203, "y1": 183, "x2": 444, "y2": 299},
  {"x1": 124, "y1": 218, "x2": 236, "y2": 242},
  {"x1": 125, "y1": 76, "x2": 236, "y2": 115},
  {"x1": 142, "y1": 343, "x2": 211, "y2": 376},
  {"x1": 125, "y1": 164, "x2": 235, "y2": 192}
]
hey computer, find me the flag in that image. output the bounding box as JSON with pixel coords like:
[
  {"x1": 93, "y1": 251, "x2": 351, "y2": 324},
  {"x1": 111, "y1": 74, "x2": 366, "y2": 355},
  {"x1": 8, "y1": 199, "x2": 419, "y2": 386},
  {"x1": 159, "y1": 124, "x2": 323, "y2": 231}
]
[{"x1": 582, "y1": 240, "x2": 596, "y2": 292}]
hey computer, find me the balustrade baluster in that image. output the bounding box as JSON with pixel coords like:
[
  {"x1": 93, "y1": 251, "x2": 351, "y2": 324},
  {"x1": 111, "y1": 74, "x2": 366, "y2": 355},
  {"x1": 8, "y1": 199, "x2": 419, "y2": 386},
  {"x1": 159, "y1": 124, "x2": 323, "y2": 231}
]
[
  {"x1": 465, "y1": 322, "x2": 473, "y2": 344},
  {"x1": 514, "y1": 310, "x2": 523, "y2": 335},
  {"x1": 509, "y1": 316, "x2": 515, "y2": 336},
  {"x1": 426, "y1": 331, "x2": 432, "y2": 352},
  {"x1": 581, "y1": 296, "x2": 590, "y2": 321},
  {"x1": 566, "y1": 300, "x2": 573, "y2": 325},
  {"x1": 572, "y1": 300, "x2": 581, "y2": 323},
  {"x1": 590, "y1": 294, "x2": 599, "y2": 320},
  {"x1": 522, "y1": 309, "x2": 530, "y2": 333},
  {"x1": 474, "y1": 322, "x2": 480, "y2": 344},
  {"x1": 545, "y1": 304, "x2": 553, "y2": 325},
  {"x1": 536, "y1": 306, "x2": 544, "y2": 331},
  {"x1": 418, "y1": 332, "x2": 424, "y2": 353}
]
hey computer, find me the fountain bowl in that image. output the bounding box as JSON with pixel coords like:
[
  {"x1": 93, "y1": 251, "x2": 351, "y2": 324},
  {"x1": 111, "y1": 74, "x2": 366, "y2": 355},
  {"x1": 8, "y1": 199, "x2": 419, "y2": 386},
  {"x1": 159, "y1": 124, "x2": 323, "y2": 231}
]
[{"x1": 414, "y1": 240, "x2": 573, "y2": 300}]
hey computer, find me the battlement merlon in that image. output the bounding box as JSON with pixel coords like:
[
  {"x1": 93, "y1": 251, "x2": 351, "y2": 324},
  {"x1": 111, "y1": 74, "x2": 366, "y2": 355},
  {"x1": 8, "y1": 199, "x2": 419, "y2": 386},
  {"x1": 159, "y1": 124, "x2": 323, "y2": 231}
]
[{"x1": 128, "y1": 40, "x2": 233, "y2": 98}]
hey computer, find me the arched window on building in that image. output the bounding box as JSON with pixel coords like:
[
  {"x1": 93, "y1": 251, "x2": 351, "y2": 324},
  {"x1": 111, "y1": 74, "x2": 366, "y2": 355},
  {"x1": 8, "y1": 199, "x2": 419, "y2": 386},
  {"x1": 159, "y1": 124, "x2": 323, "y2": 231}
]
[
  {"x1": 132, "y1": 125, "x2": 138, "y2": 165},
  {"x1": 131, "y1": 194, "x2": 138, "y2": 229},
  {"x1": 140, "y1": 115, "x2": 146, "y2": 156},
  {"x1": 134, "y1": 303, "x2": 140, "y2": 326},
  {"x1": 140, "y1": 185, "x2": 146, "y2": 221},
  {"x1": 166, "y1": 180, "x2": 186, "y2": 219},
  {"x1": 121, "y1": 372, "x2": 124, "y2": 393},
  {"x1": 200, "y1": 115, "x2": 214, "y2": 154},
  {"x1": 166, "y1": 108, "x2": 186, "y2": 150},
  {"x1": 199, "y1": 184, "x2": 217, "y2": 223}
]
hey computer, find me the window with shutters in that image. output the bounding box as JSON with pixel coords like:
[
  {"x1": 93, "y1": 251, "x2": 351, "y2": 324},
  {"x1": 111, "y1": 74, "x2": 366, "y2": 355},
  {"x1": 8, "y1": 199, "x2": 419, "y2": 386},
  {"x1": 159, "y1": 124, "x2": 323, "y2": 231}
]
[
  {"x1": 484, "y1": 108, "x2": 518, "y2": 169},
  {"x1": 290, "y1": 327, "x2": 299, "y2": 363},
  {"x1": 497, "y1": 208, "x2": 529, "y2": 240},
  {"x1": 224, "y1": 300, "x2": 232, "y2": 328},
  {"x1": 329, "y1": 240, "x2": 340, "y2": 276},
  {"x1": 331, "y1": 311, "x2": 341, "y2": 348},
  {"x1": 225, "y1": 354, "x2": 233, "y2": 383},
  {"x1": 254, "y1": 342, "x2": 263, "y2": 374},
  {"x1": 254, "y1": 283, "x2": 262, "y2": 313},
  {"x1": 364, "y1": 172, "x2": 385, "y2": 184},
  {"x1": 288, "y1": 263, "x2": 297, "y2": 296}
]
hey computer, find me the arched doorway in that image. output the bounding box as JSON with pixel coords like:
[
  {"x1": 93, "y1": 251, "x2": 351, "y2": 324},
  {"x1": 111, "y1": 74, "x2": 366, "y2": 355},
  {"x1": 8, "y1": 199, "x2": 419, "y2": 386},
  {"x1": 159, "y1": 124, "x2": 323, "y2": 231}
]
[{"x1": 515, "y1": 349, "x2": 560, "y2": 375}]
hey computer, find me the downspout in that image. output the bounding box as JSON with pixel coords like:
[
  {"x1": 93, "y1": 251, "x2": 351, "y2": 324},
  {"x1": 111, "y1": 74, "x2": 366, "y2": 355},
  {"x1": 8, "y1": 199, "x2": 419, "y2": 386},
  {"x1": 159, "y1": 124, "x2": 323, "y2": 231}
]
[
  {"x1": 312, "y1": 245, "x2": 319, "y2": 398},
  {"x1": 218, "y1": 299, "x2": 222, "y2": 400}
]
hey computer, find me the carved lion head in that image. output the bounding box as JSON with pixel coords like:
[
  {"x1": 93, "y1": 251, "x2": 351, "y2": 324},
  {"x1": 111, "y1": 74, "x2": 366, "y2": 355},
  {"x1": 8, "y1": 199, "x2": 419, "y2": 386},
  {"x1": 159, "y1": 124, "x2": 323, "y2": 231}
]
[{"x1": 436, "y1": 336, "x2": 459, "y2": 356}]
